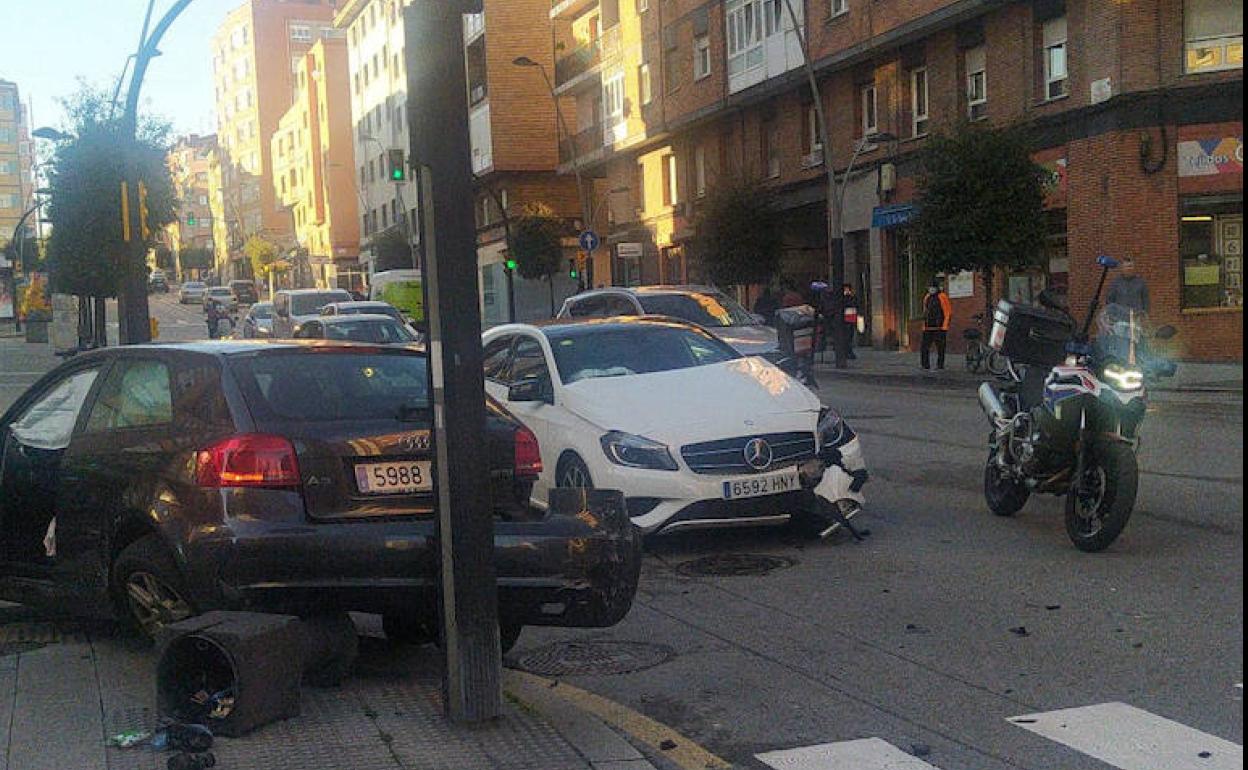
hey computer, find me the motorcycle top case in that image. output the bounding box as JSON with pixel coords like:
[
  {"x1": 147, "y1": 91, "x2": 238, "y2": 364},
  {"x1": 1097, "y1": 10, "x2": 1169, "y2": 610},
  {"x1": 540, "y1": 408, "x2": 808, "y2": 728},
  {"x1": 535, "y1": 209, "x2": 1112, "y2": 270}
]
[{"x1": 988, "y1": 300, "x2": 1072, "y2": 367}]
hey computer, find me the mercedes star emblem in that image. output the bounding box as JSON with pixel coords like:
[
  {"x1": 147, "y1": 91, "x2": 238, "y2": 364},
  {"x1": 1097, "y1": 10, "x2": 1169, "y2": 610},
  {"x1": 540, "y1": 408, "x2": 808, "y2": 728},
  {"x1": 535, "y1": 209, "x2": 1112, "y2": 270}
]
[{"x1": 743, "y1": 437, "x2": 773, "y2": 470}]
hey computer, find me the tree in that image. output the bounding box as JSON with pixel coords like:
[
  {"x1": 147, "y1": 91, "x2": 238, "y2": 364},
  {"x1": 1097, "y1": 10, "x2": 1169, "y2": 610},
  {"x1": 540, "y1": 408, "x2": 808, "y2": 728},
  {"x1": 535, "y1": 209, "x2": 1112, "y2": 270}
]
[
  {"x1": 691, "y1": 176, "x2": 782, "y2": 288},
  {"x1": 244, "y1": 235, "x2": 280, "y2": 279},
  {"x1": 371, "y1": 229, "x2": 413, "y2": 273},
  {"x1": 178, "y1": 247, "x2": 214, "y2": 271},
  {"x1": 508, "y1": 203, "x2": 570, "y2": 315},
  {"x1": 911, "y1": 122, "x2": 1049, "y2": 318}
]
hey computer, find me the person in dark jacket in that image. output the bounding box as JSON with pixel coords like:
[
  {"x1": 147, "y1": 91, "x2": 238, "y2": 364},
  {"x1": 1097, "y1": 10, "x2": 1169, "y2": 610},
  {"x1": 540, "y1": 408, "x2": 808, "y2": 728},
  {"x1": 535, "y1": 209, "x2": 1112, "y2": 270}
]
[
  {"x1": 840, "y1": 283, "x2": 860, "y2": 360},
  {"x1": 206, "y1": 299, "x2": 223, "y2": 339},
  {"x1": 920, "y1": 281, "x2": 952, "y2": 370},
  {"x1": 1105, "y1": 257, "x2": 1150, "y2": 314}
]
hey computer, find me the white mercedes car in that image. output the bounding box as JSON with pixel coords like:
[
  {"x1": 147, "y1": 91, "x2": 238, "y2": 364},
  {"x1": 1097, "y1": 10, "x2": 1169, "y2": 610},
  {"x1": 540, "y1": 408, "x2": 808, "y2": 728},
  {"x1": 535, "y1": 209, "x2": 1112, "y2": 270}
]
[{"x1": 481, "y1": 317, "x2": 867, "y2": 536}]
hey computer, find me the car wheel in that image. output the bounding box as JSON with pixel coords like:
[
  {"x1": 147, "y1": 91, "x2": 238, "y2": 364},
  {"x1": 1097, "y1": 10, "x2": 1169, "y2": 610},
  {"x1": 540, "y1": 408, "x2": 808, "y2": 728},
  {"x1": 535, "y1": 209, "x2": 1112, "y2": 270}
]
[
  {"x1": 556, "y1": 453, "x2": 594, "y2": 489},
  {"x1": 111, "y1": 534, "x2": 195, "y2": 640},
  {"x1": 383, "y1": 614, "x2": 522, "y2": 655}
]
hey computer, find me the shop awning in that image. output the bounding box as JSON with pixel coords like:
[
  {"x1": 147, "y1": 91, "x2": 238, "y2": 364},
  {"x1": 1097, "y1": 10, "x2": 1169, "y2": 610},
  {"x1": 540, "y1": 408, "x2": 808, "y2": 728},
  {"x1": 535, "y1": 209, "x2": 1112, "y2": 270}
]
[{"x1": 871, "y1": 203, "x2": 916, "y2": 229}]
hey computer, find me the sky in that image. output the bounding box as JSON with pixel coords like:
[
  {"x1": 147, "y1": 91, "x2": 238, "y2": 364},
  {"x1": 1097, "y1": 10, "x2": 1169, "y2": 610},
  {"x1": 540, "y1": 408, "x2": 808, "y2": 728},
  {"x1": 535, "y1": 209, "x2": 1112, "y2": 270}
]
[{"x1": 2, "y1": 0, "x2": 244, "y2": 138}]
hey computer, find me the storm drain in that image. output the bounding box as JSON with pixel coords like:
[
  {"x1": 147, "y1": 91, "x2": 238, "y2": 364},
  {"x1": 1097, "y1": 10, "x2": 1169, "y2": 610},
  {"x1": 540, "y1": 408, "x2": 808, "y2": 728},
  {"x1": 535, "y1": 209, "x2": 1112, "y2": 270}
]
[
  {"x1": 676, "y1": 553, "x2": 796, "y2": 577},
  {"x1": 516, "y1": 640, "x2": 674, "y2": 677}
]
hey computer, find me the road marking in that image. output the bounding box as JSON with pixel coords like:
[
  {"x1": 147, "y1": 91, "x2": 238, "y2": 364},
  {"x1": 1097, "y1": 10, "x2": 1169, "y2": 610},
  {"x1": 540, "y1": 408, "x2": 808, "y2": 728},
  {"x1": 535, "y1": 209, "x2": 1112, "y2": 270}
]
[
  {"x1": 756, "y1": 739, "x2": 940, "y2": 770},
  {"x1": 1008, "y1": 702, "x2": 1242, "y2": 770}
]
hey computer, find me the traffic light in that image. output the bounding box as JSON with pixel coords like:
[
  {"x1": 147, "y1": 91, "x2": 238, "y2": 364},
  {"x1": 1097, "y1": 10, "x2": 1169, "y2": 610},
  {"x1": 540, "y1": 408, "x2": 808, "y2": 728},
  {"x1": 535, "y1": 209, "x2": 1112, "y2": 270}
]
[
  {"x1": 120, "y1": 181, "x2": 132, "y2": 241},
  {"x1": 567, "y1": 257, "x2": 579, "y2": 280},
  {"x1": 187, "y1": 212, "x2": 197, "y2": 227},
  {"x1": 387, "y1": 148, "x2": 406, "y2": 182},
  {"x1": 504, "y1": 257, "x2": 517, "y2": 272},
  {"x1": 138, "y1": 181, "x2": 150, "y2": 240}
]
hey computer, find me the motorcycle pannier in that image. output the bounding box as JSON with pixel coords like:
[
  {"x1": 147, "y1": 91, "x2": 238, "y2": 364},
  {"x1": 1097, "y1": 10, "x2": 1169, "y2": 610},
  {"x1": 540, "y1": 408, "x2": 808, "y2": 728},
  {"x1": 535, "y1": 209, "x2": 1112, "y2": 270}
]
[{"x1": 988, "y1": 300, "x2": 1072, "y2": 367}]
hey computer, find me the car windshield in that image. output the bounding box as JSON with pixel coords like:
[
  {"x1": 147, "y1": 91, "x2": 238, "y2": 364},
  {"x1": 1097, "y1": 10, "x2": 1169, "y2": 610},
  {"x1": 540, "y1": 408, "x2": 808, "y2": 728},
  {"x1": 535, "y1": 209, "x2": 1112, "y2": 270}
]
[
  {"x1": 323, "y1": 318, "x2": 416, "y2": 344},
  {"x1": 250, "y1": 304, "x2": 273, "y2": 319},
  {"x1": 208, "y1": 288, "x2": 232, "y2": 296},
  {"x1": 231, "y1": 352, "x2": 429, "y2": 421},
  {"x1": 184, "y1": 282, "x2": 204, "y2": 289},
  {"x1": 291, "y1": 291, "x2": 350, "y2": 315},
  {"x1": 547, "y1": 323, "x2": 740, "y2": 384},
  {"x1": 636, "y1": 291, "x2": 757, "y2": 328}
]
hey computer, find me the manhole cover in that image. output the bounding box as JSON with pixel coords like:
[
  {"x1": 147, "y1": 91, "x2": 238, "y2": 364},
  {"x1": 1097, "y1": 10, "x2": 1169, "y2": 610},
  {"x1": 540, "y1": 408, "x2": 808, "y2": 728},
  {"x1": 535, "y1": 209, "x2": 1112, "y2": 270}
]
[
  {"x1": 516, "y1": 640, "x2": 673, "y2": 677},
  {"x1": 676, "y1": 553, "x2": 796, "y2": 577}
]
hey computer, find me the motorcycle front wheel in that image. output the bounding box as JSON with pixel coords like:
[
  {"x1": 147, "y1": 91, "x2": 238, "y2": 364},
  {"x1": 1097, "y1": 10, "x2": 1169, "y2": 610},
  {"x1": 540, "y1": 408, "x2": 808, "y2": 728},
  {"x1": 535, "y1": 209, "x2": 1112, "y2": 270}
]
[
  {"x1": 1064, "y1": 441, "x2": 1138, "y2": 552},
  {"x1": 984, "y1": 449, "x2": 1029, "y2": 517}
]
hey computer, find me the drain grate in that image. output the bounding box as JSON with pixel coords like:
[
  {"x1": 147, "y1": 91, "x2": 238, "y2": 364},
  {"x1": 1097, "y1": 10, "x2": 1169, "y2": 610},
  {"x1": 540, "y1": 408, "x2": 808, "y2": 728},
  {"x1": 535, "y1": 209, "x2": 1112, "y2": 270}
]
[
  {"x1": 676, "y1": 553, "x2": 796, "y2": 577},
  {"x1": 515, "y1": 640, "x2": 674, "y2": 677}
]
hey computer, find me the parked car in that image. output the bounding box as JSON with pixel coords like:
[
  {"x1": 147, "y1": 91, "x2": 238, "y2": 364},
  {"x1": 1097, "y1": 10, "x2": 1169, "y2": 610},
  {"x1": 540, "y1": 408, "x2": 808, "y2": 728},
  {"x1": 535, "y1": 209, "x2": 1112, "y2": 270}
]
[
  {"x1": 229, "y1": 279, "x2": 259, "y2": 305},
  {"x1": 321, "y1": 301, "x2": 406, "y2": 324},
  {"x1": 557, "y1": 285, "x2": 780, "y2": 359},
  {"x1": 481, "y1": 317, "x2": 866, "y2": 536},
  {"x1": 293, "y1": 314, "x2": 419, "y2": 345},
  {"x1": 271, "y1": 288, "x2": 353, "y2": 338},
  {"x1": 0, "y1": 342, "x2": 640, "y2": 648},
  {"x1": 240, "y1": 302, "x2": 274, "y2": 339},
  {"x1": 178, "y1": 281, "x2": 207, "y2": 304},
  {"x1": 202, "y1": 286, "x2": 237, "y2": 311},
  {"x1": 149, "y1": 270, "x2": 169, "y2": 293}
]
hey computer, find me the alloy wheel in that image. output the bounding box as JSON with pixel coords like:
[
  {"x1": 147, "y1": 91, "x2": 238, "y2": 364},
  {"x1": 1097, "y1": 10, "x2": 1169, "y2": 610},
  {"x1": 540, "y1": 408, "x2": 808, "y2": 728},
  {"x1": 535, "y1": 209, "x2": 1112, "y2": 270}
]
[
  {"x1": 560, "y1": 462, "x2": 590, "y2": 488},
  {"x1": 124, "y1": 570, "x2": 193, "y2": 636},
  {"x1": 1072, "y1": 466, "x2": 1108, "y2": 535}
]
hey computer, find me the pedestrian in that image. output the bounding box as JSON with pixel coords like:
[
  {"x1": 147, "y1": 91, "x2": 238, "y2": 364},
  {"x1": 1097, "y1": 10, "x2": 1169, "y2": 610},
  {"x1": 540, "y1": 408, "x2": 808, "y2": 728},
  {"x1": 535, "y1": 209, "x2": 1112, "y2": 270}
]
[
  {"x1": 840, "y1": 283, "x2": 860, "y2": 360},
  {"x1": 753, "y1": 285, "x2": 780, "y2": 326},
  {"x1": 1105, "y1": 257, "x2": 1150, "y2": 314},
  {"x1": 206, "y1": 299, "x2": 222, "y2": 340},
  {"x1": 780, "y1": 281, "x2": 805, "y2": 308},
  {"x1": 920, "y1": 280, "x2": 952, "y2": 370}
]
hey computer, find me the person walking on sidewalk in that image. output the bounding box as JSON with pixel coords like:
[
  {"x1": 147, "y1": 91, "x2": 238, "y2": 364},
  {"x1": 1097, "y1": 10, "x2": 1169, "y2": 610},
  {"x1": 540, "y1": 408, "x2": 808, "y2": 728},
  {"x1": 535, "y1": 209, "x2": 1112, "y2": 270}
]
[
  {"x1": 920, "y1": 280, "x2": 952, "y2": 370},
  {"x1": 841, "y1": 283, "x2": 860, "y2": 361},
  {"x1": 1106, "y1": 257, "x2": 1150, "y2": 314}
]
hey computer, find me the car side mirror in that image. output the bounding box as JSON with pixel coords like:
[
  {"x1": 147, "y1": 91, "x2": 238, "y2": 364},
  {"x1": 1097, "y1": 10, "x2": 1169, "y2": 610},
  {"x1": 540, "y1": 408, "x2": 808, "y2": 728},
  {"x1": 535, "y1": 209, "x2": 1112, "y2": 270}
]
[
  {"x1": 508, "y1": 377, "x2": 552, "y2": 404},
  {"x1": 1154, "y1": 325, "x2": 1177, "y2": 340}
]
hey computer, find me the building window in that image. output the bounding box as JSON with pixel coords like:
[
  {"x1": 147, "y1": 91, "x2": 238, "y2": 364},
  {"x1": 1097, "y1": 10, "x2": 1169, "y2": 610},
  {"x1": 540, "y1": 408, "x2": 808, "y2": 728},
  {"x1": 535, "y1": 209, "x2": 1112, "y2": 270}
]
[
  {"x1": 638, "y1": 0, "x2": 649, "y2": 11},
  {"x1": 804, "y1": 103, "x2": 821, "y2": 157},
  {"x1": 603, "y1": 71, "x2": 626, "y2": 144},
  {"x1": 1185, "y1": 0, "x2": 1243, "y2": 73},
  {"x1": 660, "y1": 154, "x2": 679, "y2": 207},
  {"x1": 354, "y1": 73, "x2": 360, "y2": 93},
  {"x1": 635, "y1": 162, "x2": 646, "y2": 211},
  {"x1": 694, "y1": 35, "x2": 711, "y2": 80},
  {"x1": 1042, "y1": 16, "x2": 1068, "y2": 100},
  {"x1": 910, "y1": 67, "x2": 929, "y2": 137},
  {"x1": 639, "y1": 63, "x2": 652, "y2": 105},
  {"x1": 831, "y1": 0, "x2": 848, "y2": 17},
  {"x1": 395, "y1": 105, "x2": 404, "y2": 132},
  {"x1": 1180, "y1": 195, "x2": 1244, "y2": 309},
  {"x1": 290, "y1": 24, "x2": 312, "y2": 42},
  {"x1": 763, "y1": 120, "x2": 781, "y2": 178},
  {"x1": 966, "y1": 45, "x2": 987, "y2": 120},
  {"x1": 694, "y1": 144, "x2": 707, "y2": 198},
  {"x1": 860, "y1": 84, "x2": 877, "y2": 137},
  {"x1": 726, "y1": 0, "x2": 766, "y2": 76}
]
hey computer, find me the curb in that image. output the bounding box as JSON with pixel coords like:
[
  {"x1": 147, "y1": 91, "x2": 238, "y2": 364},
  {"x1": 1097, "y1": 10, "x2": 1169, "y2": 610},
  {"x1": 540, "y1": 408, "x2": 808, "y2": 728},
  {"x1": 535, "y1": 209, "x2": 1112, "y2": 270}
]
[
  {"x1": 813, "y1": 368, "x2": 1244, "y2": 397},
  {"x1": 503, "y1": 668, "x2": 733, "y2": 770}
]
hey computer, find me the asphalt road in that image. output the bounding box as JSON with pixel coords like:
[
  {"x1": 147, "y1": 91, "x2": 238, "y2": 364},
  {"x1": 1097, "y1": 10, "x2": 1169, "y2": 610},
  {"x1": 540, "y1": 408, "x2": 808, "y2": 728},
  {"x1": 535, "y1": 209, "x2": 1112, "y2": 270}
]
[{"x1": 514, "y1": 377, "x2": 1244, "y2": 769}]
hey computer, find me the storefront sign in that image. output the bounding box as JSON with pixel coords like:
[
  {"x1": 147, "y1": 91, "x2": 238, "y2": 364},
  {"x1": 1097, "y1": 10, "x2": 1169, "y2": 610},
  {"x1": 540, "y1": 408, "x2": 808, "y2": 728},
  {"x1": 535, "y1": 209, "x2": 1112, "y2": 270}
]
[
  {"x1": 871, "y1": 204, "x2": 916, "y2": 229},
  {"x1": 947, "y1": 271, "x2": 974, "y2": 299},
  {"x1": 617, "y1": 242, "x2": 643, "y2": 258},
  {"x1": 1178, "y1": 137, "x2": 1244, "y2": 177}
]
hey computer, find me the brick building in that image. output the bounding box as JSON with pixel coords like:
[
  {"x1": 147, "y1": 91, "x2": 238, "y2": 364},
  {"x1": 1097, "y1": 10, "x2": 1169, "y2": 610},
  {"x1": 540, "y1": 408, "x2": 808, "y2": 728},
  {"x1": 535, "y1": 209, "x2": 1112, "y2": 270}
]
[
  {"x1": 550, "y1": 0, "x2": 1242, "y2": 361},
  {"x1": 164, "y1": 134, "x2": 218, "y2": 280},
  {"x1": 0, "y1": 80, "x2": 34, "y2": 251}
]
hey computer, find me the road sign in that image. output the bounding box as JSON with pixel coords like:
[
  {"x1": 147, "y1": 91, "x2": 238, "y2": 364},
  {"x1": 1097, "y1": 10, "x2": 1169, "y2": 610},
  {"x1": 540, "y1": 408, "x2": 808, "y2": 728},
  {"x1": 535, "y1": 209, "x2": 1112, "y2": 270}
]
[{"x1": 578, "y1": 230, "x2": 600, "y2": 253}]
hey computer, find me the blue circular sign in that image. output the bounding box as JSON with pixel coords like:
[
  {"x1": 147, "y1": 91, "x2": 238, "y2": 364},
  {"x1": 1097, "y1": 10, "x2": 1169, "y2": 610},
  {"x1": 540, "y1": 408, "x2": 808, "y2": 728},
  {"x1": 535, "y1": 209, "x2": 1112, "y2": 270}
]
[{"x1": 578, "y1": 230, "x2": 600, "y2": 252}]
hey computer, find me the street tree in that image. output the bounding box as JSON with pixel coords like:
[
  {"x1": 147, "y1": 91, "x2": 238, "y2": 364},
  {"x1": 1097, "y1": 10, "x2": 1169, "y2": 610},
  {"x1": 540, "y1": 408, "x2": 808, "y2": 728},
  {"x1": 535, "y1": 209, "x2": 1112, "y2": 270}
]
[
  {"x1": 911, "y1": 122, "x2": 1048, "y2": 318},
  {"x1": 371, "y1": 229, "x2": 413, "y2": 273},
  {"x1": 509, "y1": 203, "x2": 569, "y2": 315},
  {"x1": 178, "y1": 246, "x2": 214, "y2": 272},
  {"x1": 244, "y1": 235, "x2": 280, "y2": 279},
  {"x1": 692, "y1": 176, "x2": 783, "y2": 289}
]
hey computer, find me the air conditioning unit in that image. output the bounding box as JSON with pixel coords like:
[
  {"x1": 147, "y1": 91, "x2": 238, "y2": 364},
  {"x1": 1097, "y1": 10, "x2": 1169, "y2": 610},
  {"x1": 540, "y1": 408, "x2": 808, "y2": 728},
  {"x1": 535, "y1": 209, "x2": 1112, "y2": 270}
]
[{"x1": 880, "y1": 163, "x2": 897, "y2": 192}]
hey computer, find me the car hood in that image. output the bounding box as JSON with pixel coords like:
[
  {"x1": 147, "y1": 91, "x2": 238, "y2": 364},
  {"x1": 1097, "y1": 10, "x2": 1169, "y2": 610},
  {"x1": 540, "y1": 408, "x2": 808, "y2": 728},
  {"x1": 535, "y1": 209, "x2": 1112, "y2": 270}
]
[
  {"x1": 712, "y1": 324, "x2": 779, "y2": 356},
  {"x1": 560, "y1": 356, "x2": 821, "y2": 442}
]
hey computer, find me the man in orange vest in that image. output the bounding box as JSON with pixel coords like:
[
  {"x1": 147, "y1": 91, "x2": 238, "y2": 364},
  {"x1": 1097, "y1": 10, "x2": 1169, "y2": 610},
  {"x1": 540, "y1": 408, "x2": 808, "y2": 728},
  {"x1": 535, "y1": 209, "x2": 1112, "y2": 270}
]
[{"x1": 920, "y1": 280, "x2": 952, "y2": 370}]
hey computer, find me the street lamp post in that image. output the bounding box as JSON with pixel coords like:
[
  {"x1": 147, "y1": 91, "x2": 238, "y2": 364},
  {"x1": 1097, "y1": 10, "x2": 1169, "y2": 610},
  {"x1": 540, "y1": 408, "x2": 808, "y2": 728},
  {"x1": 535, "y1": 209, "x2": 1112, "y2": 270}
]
[{"x1": 512, "y1": 56, "x2": 596, "y2": 288}]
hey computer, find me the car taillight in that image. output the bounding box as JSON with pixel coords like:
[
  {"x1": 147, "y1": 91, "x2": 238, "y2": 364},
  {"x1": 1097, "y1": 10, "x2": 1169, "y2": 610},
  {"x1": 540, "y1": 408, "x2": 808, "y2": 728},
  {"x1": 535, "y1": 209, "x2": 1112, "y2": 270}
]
[
  {"x1": 514, "y1": 426, "x2": 542, "y2": 480},
  {"x1": 196, "y1": 434, "x2": 301, "y2": 488}
]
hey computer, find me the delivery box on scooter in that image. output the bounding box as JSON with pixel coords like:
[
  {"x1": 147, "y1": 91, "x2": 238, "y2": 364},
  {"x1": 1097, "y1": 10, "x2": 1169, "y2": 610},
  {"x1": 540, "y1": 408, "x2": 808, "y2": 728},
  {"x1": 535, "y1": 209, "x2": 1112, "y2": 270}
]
[{"x1": 989, "y1": 300, "x2": 1072, "y2": 367}]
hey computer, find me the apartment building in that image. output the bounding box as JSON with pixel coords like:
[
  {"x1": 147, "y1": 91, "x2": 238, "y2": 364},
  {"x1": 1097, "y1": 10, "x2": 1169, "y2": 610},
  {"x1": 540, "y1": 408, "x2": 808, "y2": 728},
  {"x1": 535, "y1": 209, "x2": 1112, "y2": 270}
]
[
  {"x1": 271, "y1": 36, "x2": 363, "y2": 292},
  {"x1": 552, "y1": 0, "x2": 1242, "y2": 361},
  {"x1": 464, "y1": 0, "x2": 586, "y2": 324},
  {"x1": 165, "y1": 134, "x2": 217, "y2": 280},
  {"x1": 210, "y1": 0, "x2": 338, "y2": 281},
  {"x1": 0, "y1": 80, "x2": 34, "y2": 252}
]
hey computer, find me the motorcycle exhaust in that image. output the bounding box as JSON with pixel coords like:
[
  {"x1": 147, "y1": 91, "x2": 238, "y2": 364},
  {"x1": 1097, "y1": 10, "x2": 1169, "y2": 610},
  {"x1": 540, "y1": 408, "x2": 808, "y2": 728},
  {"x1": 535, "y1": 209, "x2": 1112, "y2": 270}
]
[{"x1": 977, "y1": 382, "x2": 1009, "y2": 425}]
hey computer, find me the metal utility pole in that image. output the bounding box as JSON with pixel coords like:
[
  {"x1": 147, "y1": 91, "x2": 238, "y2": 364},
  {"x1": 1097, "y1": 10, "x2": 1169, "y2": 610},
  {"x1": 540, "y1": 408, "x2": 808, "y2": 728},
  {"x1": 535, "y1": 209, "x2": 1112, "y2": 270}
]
[
  {"x1": 406, "y1": 0, "x2": 502, "y2": 723},
  {"x1": 118, "y1": 0, "x2": 194, "y2": 344},
  {"x1": 781, "y1": 0, "x2": 848, "y2": 368}
]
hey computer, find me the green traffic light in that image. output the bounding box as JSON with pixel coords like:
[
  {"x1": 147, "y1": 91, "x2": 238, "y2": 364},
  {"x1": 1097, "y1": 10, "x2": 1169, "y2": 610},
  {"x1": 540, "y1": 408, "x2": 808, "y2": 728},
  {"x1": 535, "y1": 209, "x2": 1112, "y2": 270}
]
[
  {"x1": 569, "y1": 269, "x2": 579, "y2": 279},
  {"x1": 391, "y1": 168, "x2": 404, "y2": 181},
  {"x1": 505, "y1": 258, "x2": 517, "y2": 271},
  {"x1": 187, "y1": 213, "x2": 197, "y2": 226}
]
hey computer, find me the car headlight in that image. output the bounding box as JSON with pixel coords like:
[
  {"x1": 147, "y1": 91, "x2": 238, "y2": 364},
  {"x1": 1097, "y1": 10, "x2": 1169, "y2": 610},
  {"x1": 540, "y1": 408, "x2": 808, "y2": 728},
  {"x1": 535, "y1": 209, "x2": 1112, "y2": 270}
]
[
  {"x1": 817, "y1": 406, "x2": 855, "y2": 451},
  {"x1": 600, "y1": 431, "x2": 679, "y2": 471},
  {"x1": 1101, "y1": 364, "x2": 1144, "y2": 391}
]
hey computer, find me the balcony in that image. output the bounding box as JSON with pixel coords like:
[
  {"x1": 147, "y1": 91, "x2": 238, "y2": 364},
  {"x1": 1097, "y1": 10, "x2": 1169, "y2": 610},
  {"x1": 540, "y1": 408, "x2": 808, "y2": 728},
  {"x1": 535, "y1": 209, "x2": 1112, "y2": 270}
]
[
  {"x1": 555, "y1": 39, "x2": 601, "y2": 88},
  {"x1": 560, "y1": 122, "x2": 603, "y2": 165},
  {"x1": 550, "y1": 0, "x2": 599, "y2": 21}
]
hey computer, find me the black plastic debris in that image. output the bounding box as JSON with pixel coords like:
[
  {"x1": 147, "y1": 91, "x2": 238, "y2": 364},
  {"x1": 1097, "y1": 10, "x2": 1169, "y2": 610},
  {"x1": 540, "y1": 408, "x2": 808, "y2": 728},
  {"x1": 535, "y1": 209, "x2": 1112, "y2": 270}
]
[{"x1": 1009, "y1": 626, "x2": 1030, "y2": 637}]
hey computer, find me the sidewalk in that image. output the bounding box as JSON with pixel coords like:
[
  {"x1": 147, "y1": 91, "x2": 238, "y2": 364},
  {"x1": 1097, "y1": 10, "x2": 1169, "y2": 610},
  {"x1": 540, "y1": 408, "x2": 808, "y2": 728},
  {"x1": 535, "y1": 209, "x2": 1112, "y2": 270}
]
[
  {"x1": 0, "y1": 608, "x2": 671, "y2": 770},
  {"x1": 813, "y1": 347, "x2": 1243, "y2": 400}
]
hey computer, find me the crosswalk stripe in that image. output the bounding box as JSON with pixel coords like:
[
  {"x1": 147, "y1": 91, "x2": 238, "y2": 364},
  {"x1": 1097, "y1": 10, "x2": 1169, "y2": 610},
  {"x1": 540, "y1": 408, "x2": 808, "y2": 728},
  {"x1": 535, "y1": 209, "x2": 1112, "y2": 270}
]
[
  {"x1": 1007, "y1": 701, "x2": 1242, "y2": 770},
  {"x1": 756, "y1": 738, "x2": 940, "y2": 770}
]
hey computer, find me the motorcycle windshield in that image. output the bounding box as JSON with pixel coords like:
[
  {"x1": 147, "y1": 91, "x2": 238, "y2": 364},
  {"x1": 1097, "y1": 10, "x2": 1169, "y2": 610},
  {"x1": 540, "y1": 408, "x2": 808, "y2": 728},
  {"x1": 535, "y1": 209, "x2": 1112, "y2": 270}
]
[{"x1": 1093, "y1": 304, "x2": 1149, "y2": 365}]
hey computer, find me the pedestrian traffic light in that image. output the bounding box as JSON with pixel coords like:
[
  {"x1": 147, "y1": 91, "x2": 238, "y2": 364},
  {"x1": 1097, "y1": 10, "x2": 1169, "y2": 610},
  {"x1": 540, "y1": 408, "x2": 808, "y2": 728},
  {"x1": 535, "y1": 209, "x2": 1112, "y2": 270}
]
[
  {"x1": 568, "y1": 258, "x2": 578, "y2": 280},
  {"x1": 388, "y1": 148, "x2": 406, "y2": 182},
  {"x1": 504, "y1": 257, "x2": 517, "y2": 272}
]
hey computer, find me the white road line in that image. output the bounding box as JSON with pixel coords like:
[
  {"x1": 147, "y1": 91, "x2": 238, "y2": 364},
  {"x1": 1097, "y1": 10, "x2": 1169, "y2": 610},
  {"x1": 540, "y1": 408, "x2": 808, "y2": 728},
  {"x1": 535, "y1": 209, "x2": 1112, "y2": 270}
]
[
  {"x1": 756, "y1": 738, "x2": 941, "y2": 770},
  {"x1": 1008, "y1": 702, "x2": 1243, "y2": 770}
]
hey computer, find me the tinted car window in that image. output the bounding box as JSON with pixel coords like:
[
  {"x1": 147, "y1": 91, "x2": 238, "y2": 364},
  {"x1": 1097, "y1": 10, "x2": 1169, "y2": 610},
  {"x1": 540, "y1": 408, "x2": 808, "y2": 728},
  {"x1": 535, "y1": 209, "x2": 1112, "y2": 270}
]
[
  {"x1": 323, "y1": 319, "x2": 416, "y2": 344},
  {"x1": 10, "y1": 368, "x2": 100, "y2": 450},
  {"x1": 510, "y1": 337, "x2": 549, "y2": 383},
  {"x1": 85, "y1": 359, "x2": 173, "y2": 432},
  {"x1": 291, "y1": 291, "x2": 352, "y2": 315},
  {"x1": 483, "y1": 336, "x2": 515, "y2": 382},
  {"x1": 637, "y1": 292, "x2": 755, "y2": 327},
  {"x1": 567, "y1": 296, "x2": 607, "y2": 317},
  {"x1": 548, "y1": 325, "x2": 739, "y2": 383},
  {"x1": 250, "y1": 303, "x2": 273, "y2": 319},
  {"x1": 232, "y1": 352, "x2": 429, "y2": 422},
  {"x1": 603, "y1": 295, "x2": 640, "y2": 315}
]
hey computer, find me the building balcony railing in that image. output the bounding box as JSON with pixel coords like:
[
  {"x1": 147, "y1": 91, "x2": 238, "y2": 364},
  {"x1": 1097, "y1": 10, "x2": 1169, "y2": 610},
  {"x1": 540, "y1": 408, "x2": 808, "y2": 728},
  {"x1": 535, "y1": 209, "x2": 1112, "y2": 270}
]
[
  {"x1": 560, "y1": 123, "x2": 604, "y2": 165},
  {"x1": 555, "y1": 39, "x2": 601, "y2": 87}
]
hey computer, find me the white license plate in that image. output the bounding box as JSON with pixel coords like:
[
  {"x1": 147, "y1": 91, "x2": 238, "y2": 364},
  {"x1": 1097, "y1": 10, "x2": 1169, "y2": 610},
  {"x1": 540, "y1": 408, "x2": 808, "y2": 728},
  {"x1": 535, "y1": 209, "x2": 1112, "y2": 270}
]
[
  {"x1": 355, "y1": 461, "x2": 433, "y2": 495},
  {"x1": 722, "y1": 469, "x2": 801, "y2": 500}
]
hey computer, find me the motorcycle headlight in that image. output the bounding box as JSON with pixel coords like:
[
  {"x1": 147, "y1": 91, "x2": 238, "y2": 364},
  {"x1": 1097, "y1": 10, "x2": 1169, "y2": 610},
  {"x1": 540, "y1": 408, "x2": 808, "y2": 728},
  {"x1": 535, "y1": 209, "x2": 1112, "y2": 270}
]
[
  {"x1": 1101, "y1": 364, "x2": 1144, "y2": 391},
  {"x1": 817, "y1": 407, "x2": 855, "y2": 451},
  {"x1": 600, "y1": 431, "x2": 679, "y2": 471}
]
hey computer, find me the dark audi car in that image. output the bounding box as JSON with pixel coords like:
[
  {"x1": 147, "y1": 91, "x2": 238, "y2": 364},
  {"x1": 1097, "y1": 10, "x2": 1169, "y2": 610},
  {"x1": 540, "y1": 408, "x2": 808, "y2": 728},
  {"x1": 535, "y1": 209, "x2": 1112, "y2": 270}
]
[{"x1": 0, "y1": 341, "x2": 639, "y2": 650}]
